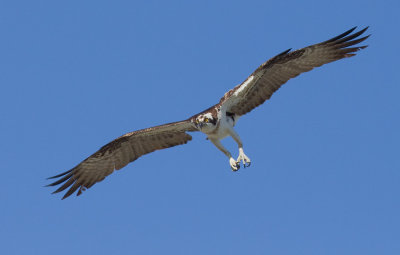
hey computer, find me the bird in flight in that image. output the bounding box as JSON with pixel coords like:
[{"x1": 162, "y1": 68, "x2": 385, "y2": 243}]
[{"x1": 47, "y1": 26, "x2": 369, "y2": 199}]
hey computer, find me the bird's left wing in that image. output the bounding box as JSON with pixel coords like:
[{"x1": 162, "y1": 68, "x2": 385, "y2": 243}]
[
  {"x1": 219, "y1": 27, "x2": 370, "y2": 116},
  {"x1": 47, "y1": 120, "x2": 197, "y2": 199}
]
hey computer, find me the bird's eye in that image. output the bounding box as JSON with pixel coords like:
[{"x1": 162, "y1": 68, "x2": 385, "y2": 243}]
[{"x1": 204, "y1": 118, "x2": 209, "y2": 123}]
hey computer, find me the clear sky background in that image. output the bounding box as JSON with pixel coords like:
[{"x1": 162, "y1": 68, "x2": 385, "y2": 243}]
[{"x1": 1, "y1": 0, "x2": 399, "y2": 254}]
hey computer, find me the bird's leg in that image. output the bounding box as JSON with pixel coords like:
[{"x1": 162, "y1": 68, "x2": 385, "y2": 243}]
[
  {"x1": 227, "y1": 128, "x2": 251, "y2": 168},
  {"x1": 209, "y1": 138, "x2": 240, "y2": 171}
]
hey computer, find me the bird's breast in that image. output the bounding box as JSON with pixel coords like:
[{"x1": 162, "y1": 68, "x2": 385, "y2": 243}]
[{"x1": 205, "y1": 115, "x2": 234, "y2": 140}]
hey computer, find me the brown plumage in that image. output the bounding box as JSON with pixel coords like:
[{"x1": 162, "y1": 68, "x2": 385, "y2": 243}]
[
  {"x1": 47, "y1": 27, "x2": 369, "y2": 199},
  {"x1": 47, "y1": 120, "x2": 196, "y2": 199},
  {"x1": 220, "y1": 26, "x2": 369, "y2": 115}
]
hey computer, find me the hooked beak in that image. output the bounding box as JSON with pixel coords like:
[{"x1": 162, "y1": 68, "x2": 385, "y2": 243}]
[{"x1": 195, "y1": 122, "x2": 204, "y2": 129}]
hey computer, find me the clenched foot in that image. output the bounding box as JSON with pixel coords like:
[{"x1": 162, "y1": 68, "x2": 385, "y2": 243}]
[
  {"x1": 230, "y1": 157, "x2": 240, "y2": 171},
  {"x1": 236, "y1": 149, "x2": 251, "y2": 168}
]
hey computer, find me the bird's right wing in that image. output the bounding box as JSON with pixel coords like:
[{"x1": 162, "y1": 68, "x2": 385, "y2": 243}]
[{"x1": 47, "y1": 119, "x2": 197, "y2": 199}]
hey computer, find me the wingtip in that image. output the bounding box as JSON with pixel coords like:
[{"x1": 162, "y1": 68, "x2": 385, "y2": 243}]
[
  {"x1": 277, "y1": 48, "x2": 292, "y2": 57},
  {"x1": 61, "y1": 193, "x2": 70, "y2": 200},
  {"x1": 323, "y1": 26, "x2": 368, "y2": 44},
  {"x1": 47, "y1": 169, "x2": 73, "y2": 179},
  {"x1": 358, "y1": 26, "x2": 369, "y2": 35},
  {"x1": 350, "y1": 26, "x2": 358, "y2": 31}
]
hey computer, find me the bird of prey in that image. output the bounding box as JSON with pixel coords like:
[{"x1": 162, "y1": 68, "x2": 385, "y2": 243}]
[{"x1": 47, "y1": 26, "x2": 369, "y2": 199}]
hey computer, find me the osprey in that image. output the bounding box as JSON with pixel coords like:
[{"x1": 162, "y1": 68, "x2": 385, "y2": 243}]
[{"x1": 48, "y1": 27, "x2": 369, "y2": 199}]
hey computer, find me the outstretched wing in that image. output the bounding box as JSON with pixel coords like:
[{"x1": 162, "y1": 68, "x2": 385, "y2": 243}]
[
  {"x1": 220, "y1": 27, "x2": 370, "y2": 116},
  {"x1": 47, "y1": 120, "x2": 197, "y2": 199}
]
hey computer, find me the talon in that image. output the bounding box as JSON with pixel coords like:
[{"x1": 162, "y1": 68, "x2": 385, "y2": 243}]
[
  {"x1": 230, "y1": 157, "x2": 239, "y2": 171},
  {"x1": 231, "y1": 164, "x2": 240, "y2": 171},
  {"x1": 236, "y1": 150, "x2": 251, "y2": 169}
]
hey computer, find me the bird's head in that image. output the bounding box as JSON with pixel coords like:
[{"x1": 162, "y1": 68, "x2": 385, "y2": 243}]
[{"x1": 194, "y1": 113, "x2": 217, "y2": 132}]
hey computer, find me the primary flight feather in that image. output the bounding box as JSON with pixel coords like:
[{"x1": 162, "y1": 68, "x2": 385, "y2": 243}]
[{"x1": 47, "y1": 26, "x2": 370, "y2": 199}]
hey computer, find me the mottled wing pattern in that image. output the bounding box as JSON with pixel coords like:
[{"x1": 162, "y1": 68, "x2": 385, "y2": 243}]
[
  {"x1": 220, "y1": 27, "x2": 370, "y2": 116},
  {"x1": 47, "y1": 120, "x2": 197, "y2": 199}
]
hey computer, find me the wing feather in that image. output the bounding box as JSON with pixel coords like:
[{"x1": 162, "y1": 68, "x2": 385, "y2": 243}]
[
  {"x1": 221, "y1": 27, "x2": 370, "y2": 115},
  {"x1": 47, "y1": 119, "x2": 197, "y2": 199}
]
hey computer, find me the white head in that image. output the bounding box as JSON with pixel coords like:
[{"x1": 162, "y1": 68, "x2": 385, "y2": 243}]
[{"x1": 194, "y1": 113, "x2": 217, "y2": 133}]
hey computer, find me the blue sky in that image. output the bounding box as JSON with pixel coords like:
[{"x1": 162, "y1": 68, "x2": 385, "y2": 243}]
[{"x1": 1, "y1": 0, "x2": 399, "y2": 254}]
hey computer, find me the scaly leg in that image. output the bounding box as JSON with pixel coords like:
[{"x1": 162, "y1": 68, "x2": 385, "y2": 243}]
[
  {"x1": 209, "y1": 138, "x2": 240, "y2": 171},
  {"x1": 227, "y1": 128, "x2": 251, "y2": 168}
]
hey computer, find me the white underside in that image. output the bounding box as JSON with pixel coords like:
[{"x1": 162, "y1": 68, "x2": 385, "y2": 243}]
[
  {"x1": 202, "y1": 112, "x2": 250, "y2": 171},
  {"x1": 206, "y1": 114, "x2": 235, "y2": 140}
]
